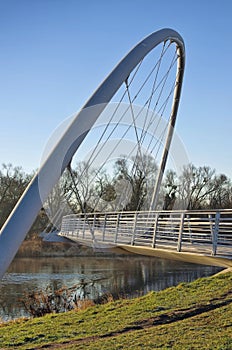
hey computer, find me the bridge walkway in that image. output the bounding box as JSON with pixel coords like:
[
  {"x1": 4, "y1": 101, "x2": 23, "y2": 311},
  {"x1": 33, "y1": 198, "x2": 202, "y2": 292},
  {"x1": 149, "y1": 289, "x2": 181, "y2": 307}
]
[{"x1": 58, "y1": 209, "x2": 232, "y2": 268}]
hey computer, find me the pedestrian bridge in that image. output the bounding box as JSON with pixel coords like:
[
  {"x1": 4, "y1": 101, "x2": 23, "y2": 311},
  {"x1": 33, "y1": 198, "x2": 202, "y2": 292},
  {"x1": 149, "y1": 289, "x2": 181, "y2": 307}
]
[
  {"x1": 1, "y1": 28, "x2": 231, "y2": 281},
  {"x1": 58, "y1": 209, "x2": 232, "y2": 268}
]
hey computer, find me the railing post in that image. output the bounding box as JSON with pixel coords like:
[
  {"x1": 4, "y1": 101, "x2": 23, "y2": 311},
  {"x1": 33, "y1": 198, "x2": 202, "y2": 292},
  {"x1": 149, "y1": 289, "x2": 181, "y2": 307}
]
[
  {"x1": 93, "y1": 214, "x2": 96, "y2": 227},
  {"x1": 89, "y1": 213, "x2": 96, "y2": 241},
  {"x1": 177, "y1": 212, "x2": 185, "y2": 252},
  {"x1": 152, "y1": 213, "x2": 159, "y2": 248},
  {"x1": 131, "y1": 213, "x2": 138, "y2": 246},
  {"x1": 103, "y1": 213, "x2": 107, "y2": 241},
  {"x1": 211, "y1": 211, "x2": 220, "y2": 256},
  {"x1": 186, "y1": 214, "x2": 193, "y2": 243},
  {"x1": 114, "y1": 213, "x2": 121, "y2": 243},
  {"x1": 83, "y1": 213, "x2": 87, "y2": 238}
]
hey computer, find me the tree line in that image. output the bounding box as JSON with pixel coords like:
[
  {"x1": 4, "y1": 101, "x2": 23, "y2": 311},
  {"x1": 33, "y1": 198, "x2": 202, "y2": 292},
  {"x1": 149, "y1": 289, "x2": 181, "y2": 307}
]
[{"x1": 0, "y1": 157, "x2": 232, "y2": 237}]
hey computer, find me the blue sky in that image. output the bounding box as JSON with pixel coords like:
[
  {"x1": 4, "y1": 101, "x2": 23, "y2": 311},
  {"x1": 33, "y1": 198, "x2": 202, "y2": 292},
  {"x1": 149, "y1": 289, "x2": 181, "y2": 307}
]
[{"x1": 0, "y1": 0, "x2": 232, "y2": 178}]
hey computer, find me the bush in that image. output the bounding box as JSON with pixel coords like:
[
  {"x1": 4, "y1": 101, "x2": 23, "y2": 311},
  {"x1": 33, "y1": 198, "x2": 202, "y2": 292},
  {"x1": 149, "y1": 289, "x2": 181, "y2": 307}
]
[{"x1": 20, "y1": 284, "x2": 116, "y2": 318}]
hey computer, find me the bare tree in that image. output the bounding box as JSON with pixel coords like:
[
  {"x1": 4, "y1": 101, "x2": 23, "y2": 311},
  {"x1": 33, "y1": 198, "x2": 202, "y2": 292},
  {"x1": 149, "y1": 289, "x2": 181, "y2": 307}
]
[
  {"x1": 113, "y1": 153, "x2": 158, "y2": 211},
  {"x1": 162, "y1": 169, "x2": 178, "y2": 209},
  {"x1": 163, "y1": 164, "x2": 232, "y2": 210},
  {"x1": 0, "y1": 164, "x2": 32, "y2": 228},
  {"x1": 207, "y1": 174, "x2": 232, "y2": 209},
  {"x1": 43, "y1": 168, "x2": 74, "y2": 230},
  {"x1": 65, "y1": 162, "x2": 108, "y2": 213},
  {"x1": 178, "y1": 164, "x2": 230, "y2": 209}
]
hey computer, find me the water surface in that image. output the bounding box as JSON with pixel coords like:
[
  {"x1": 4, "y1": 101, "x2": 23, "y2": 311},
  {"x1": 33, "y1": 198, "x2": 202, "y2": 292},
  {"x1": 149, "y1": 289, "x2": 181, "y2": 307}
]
[{"x1": 0, "y1": 255, "x2": 223, "y2": 321}]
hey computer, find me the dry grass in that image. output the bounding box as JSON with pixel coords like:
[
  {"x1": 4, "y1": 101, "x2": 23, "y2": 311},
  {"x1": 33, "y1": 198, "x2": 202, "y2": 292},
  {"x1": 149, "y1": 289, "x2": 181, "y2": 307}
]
[{"x1": 16, "y1": 237, "x2": 82, "y2": 257}]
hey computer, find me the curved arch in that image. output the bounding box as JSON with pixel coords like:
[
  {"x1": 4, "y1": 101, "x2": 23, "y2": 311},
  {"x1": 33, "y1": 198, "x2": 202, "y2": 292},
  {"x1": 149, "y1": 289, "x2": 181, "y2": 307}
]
[{"x1": 0, "y1": 28, "x2": 185, "y2": 279}]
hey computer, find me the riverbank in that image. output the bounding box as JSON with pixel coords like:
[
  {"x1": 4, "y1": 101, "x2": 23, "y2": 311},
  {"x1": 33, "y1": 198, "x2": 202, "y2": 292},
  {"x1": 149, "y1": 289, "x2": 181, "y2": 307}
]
[
  {"x1": 16, "y1": 237, "x2": 128, "y2": 258},
  {"x1": 1, "y1": 271, "x2": 232, "y2": 349},
  {"x1": 16, "y1": 238, "x2": 91, "y2": 257}
]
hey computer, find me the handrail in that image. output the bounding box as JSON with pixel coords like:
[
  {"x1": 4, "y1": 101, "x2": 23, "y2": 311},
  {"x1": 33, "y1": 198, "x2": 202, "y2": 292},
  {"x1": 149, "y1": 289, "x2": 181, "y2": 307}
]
[{"x1": 59, "y1": 209, "x2": 232, "y2": 259}]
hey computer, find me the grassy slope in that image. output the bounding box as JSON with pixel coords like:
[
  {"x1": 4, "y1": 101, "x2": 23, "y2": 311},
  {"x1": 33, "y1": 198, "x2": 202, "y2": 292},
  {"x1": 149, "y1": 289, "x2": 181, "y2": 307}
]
[{"x1": 0, "y1": 272, "x2": 232, "y2": 349}]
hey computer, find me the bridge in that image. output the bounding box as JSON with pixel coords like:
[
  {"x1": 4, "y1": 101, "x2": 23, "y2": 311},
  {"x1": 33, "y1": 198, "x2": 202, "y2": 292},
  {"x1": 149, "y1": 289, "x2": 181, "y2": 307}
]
[
  {"x1": 58, "y1": 209, "x2": 232, "y2": 268},
  {"x1": 1, "y1": 28, "x2": 231, "y2": 280}
]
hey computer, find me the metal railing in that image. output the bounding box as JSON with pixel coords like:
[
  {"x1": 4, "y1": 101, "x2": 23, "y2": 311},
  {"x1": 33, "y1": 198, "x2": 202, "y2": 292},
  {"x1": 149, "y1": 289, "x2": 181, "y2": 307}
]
[{"x1": 59, "y1": 209, "x2": 232, "y2": 258}]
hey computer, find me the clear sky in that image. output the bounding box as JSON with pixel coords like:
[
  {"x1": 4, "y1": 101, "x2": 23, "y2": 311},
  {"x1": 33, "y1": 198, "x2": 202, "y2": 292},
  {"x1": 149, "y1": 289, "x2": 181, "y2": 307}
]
[{"x1": 0, "y1": 0, "x2": 232, "y2": 178}]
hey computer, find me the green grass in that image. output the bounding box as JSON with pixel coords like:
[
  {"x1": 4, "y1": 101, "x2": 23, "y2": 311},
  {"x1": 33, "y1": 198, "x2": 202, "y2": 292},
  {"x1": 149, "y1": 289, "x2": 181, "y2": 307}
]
[{"x1": 1, "y1": 271, "x2": 232, "y2": 349}]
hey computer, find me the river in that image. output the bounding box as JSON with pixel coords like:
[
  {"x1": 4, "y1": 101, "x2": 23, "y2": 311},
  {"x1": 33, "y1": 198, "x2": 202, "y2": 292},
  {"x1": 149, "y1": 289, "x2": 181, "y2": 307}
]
[{"x1": 0, "y1": 254, "x2": 223, "y2": 321}]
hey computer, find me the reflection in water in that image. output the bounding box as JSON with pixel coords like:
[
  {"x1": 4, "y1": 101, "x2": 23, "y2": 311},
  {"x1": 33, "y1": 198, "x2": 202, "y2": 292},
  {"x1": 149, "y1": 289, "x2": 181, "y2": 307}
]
[{"x1": 0, "y1": 256, "x2": 223, "y2": 321}]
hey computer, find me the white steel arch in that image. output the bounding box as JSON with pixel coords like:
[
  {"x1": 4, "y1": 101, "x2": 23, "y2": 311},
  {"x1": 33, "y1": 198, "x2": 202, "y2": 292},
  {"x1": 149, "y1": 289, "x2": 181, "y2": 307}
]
[{"x1": 0, "y1": 28, "x2": 185, "y2": 279}]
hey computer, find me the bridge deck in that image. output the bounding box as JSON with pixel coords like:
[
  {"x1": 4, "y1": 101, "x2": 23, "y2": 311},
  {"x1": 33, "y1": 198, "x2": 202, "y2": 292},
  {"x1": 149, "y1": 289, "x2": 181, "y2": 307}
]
[{"x1": 58, "y1": 209, "x2": 232, "y2": 268}]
